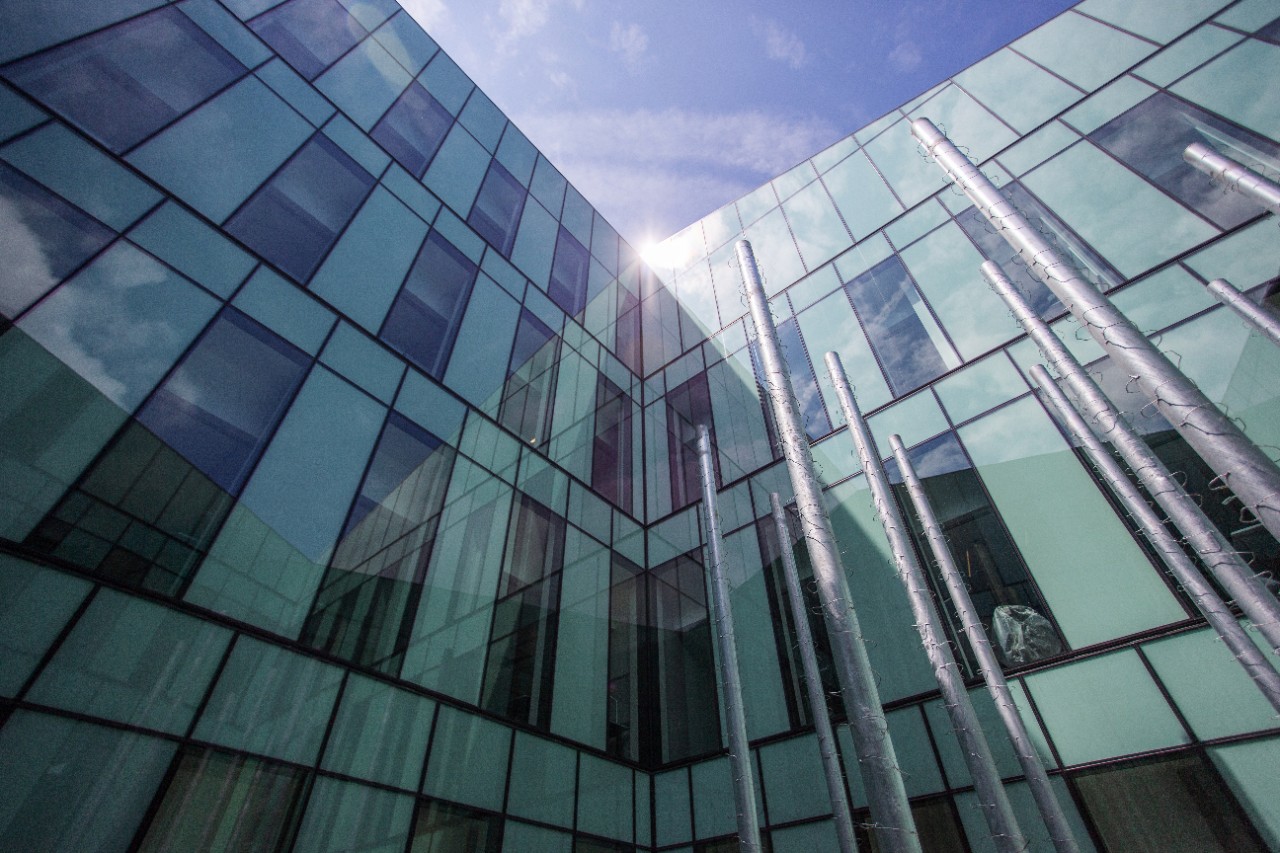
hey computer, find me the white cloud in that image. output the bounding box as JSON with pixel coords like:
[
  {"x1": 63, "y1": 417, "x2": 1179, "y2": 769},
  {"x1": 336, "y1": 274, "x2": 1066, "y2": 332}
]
[
  {"x1": 609, "y1": 21, "x2": 648, "y2": 69},
  {"x1": 888, "y1": 40, "x2": 922, "y2": 71},
  {"x1": 495, "y1": 0, "x2": 553, "y2": 52},
  {"x1": 751, "y1": 17, "x2": 807, "y2": 69}
]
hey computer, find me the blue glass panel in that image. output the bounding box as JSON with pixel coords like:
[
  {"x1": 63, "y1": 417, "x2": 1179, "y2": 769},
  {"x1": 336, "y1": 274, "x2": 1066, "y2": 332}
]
[
  {"x1": 843, "y1": 255, "x2": 950, "y2": 397},
  {"x1": 138, "y1": 309, "x2": 309, "y2": 493},
  {"x1": 381, "y1": 230, "x2": 478, "y2": 379},
  {"x1": 468, "y1": 161, "x2": 526, "y2": 256},
  {"x1": 373, "y1": 11, "x2": 438, "y2": 75},
  {"x1": 255, "y1": 57, "x2": 335, "y2": 126},
  {"x1": 249, "y1": 0, "x2": 364, "y2": 80},
  {"x1": 0, "y1": 81, "x2": 45, "y2": 142},
  {"x1": 126, "y1": 202, "x2": 255, "y2": 299},
  {"x1": 529, "y1": 156, "x2": 566, "y2": 217},
  {"x1": 459, "y1": 88, "x2": 506, "y2": 153},
  {"x1": 226, "y1": 133, "x2": 374, "y2": 283},
  {"x1": 0, "y1": 161, "x2": 113, "y2": 318},
  {"x1": 3, "y1": 6, "x2": 244, "y2": 153},
  {"x1": 0, "y1": 0, "x2": 167, "y2": 65},
  {"x1": 548, "y1": 227, "x2": 590, "y2": 317},
  {"x1": 371, "y1": 82, "x2": 453, "y2": 178},
  {"x1": 315, "y1": 37, "x2": 412, "y2": 131},
  {"x1": 422, "y1": 123, "x2": 490, "y2": 215},
  {"x1": 179, "y1": 0, "x2": 273, "y2": 67}
]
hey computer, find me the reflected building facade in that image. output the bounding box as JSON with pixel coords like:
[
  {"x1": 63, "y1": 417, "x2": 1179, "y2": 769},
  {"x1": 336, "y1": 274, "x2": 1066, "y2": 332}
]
[{"x1": 1, "y1": 1, "x2": 1280, "y2": 851}]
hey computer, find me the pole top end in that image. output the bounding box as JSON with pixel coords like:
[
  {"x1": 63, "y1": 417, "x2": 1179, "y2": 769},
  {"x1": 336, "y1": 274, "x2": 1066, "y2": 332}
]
[
  {"x1": 979, "y1": 260, "x2": 1007, "y2": 285},
  {"x1": 1027, "y1": 363, "x2": 1054, "y2": 387},
  {"x1": 887, "y1": 433, "x2": 907, "y2": 454},
  {"x1": 910, "y1": 117, "x2": 943, "y2": 145}
]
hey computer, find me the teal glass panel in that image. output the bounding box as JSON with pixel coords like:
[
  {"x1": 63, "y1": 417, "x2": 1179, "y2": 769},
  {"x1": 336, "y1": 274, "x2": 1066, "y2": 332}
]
[
  {"x1": 772, "y1": 160, "x2": 817, "y2": 200},
  {"x1": 550, "y1": 530, "x2": 609, "y2": 750},
  {"x1": 958, "y1": 397, "x2": 1185, "y2": 648},
  {"x1": 926, "y1": 684, "x2": 1024, "y2": 787},
  {"x1": 911, "y1": 83, "x2": 1018, "y2": 162},
  {"x1": 707, "y1": 349, "x2": 773, "y2": 480},
  {"x1": 822, "y1": 149, "x2": 904, "y2": 242},
  {"x1": 322, "y1": 673, "x2": 435, "y2": 789},
  {"x1": 373, "y1": 9, "x2": 438, "y2": 75},
  {"x1": 460, "y1": 89, "x2": 506, "y2": 153},
  {"x1": 292, "y1": 777, "x2": 415, "y2": 853},
  {"x1": 1076, "y1": 0, "x2": 1232, "y2": 43},
  {"x1": 232, "y1": 266, "x2": 335, "y2": 354},
  {"x1": 954, "y1": 49, "x2": 1082, "y2": 134},
  {"x1": 419, "y1": 50, "x2": 474, "y2": 115},
  {"x1": 503, "y1": 822, "x2": 572, "y2": 853},
  {"x1": 257, "y1": 58, "x2": 336, "y2": 126},
  {"x1": 381, "y1": 163, "x2": 442, "y2": 223},
  {"x1": 3, "y1": 123, "x2": 160, "y2": 231},
  {"x1": 309, "y1": 187, "x2": 428, "y2": 332},
  {"x1": 18, "y1": 241, "x2": 219, "y2": 410},
  {"x1": 1015, "y1": 11, "x2": 1156, "y2": 91},
  {"x1": 810, "y1": 429, "x2": 857, "y2": 485},
  {"x1": 743, "y1": 207, "x2": 805, "y2": 295},
  {"x1": 424, "y1": 126, "x2": 490, "y2": 216},
  {"x1": 855, "y1": 109, "x2": 903, "y2": 145},
  {"x1": 0, "y1": 555, "x2": 91, "y2": 696},
  {"x1": 635, "y1": 770, "x2": 652, "y2": 846},
  {"x1": 1021, "y1": 141, "x2": 1216, "y2": 278},
  {"x1": 1061, "y1": 76, "x2": 1156, "y2": 135},
  {"x1": 1215, "y1": 0, "x2": 1280, "y2": 29},
  {"x1": 396, "y1": 368, "x2": 466, "y2": 444},
  {"x1": 1185, "y1": 218, "x2": 1280, "y2": 292},
  {"x1": 577, "y1": 755, "x2": 633, "y2": 841},
  {"x1": 674, "y1": 259, "x2": 719, "y2": 347},
  {"x1": 530, "y1": 156, "x2": 567, "y2": 215},
  {"x1": 482, "y1": 248, "x2": 528, "y2": 299},
  {"x1": 320, "y1": 321, "x2": 404, "y2": 403},
  {"x1": 443, "y1": 274, "x2": 521, "y2": 411},
  {"x1": 511, "y1": 198, "x2": 559, "y2": 290},
  {"x1": 315, "y1": 38, "x2": 411, "y2": 130},
  {"x1": 1211, "y1": 737, "x2": 1280, "y2": 850},
  {"x1": 826, "y1": 476, "x2": 936, "y2": 701},
  {"x1": 934, "y1": 352, "x2": 1027, "y2": 424},
  {"x1": 591, "y1": 214, "x2": 618, "y2": 275},
  {"x1": 421, "y1": 704, "x2": 511, "y2": 811},
  {"x1": 996, "y1": 121, "x2": 1078, "y2": 177},
  {"x1": 562, "y1": 186, "x2": 594, "y2": 247},
  {"x1": 812, "y1": 134, "x2": 857, "y2": 173},
  {"x1": 127, "y1": 202, "x2": 255, "y2": 298},
  {"x1": 655, "y1": 768, "x2": 693, "y2": 847},
  {"x1": 0, "y1": 0, "x2": 166, "y2": 63},
  {"x1": 782, "y1": 180, "x2": 852, "y2": 272},
  {"x1": 458, "y1": 414, "x2": 521, "y2": 483},
  {"x1": 770, "y1": 821, "x2": 840, "y2": 853},
  {"x1": 900, "y1": 220, "x2": 1016, "y2": 359},
  {"x1": 0, "y1": 329, "x2": 128, "y2": 540},
  {"x1": 339, "y1": 0, "x2": 399, "y2": 31},
  {"x1": 1144, "y1": 626, "x2": 1276, "y2": 741},
  {"x1": 0, "y1": 711, "x2": 176, "y2": 853},
  {"x1": 180, "y1": 0, "x2": 272, "y2": 65},
  {"x1": 867, "y1": 389, "x2": 949, "y2": 454},
  {"x1": 759, "y1": 734, "x2": 831, "y2": 823},
  {"x1": 194, "y1": 635, "x2": 343, "y2": 763},
  {"x1": 956, "y1": 778, "x2": 1096, "y2": 853},
  {"x1": 1024, "y1": 650, "x2": 1188, "y2": 765},
  {"x1": 507, "y1": 733, "x2": 576, "y2": 827},
  {"x1": 189, "y1": 368, "x2": 384, "y2": 637},
  {"x1": 863, "y1": 118, "x2": 950, "y2": 210},
  {"x1": 0, "y1": 81, "x2": 45, "y2": 142},
  {"x1": 1108, "y1": 265, "x2": 1214, "y2": 334},
  {"x1": 434, "y1": 206, "x2": 485, "y2": 262},
  {"x1": 787, "y1": 264, "x2": 841, "y2": 313},
  {"x1": 1134, "y1": 24, "x2": 1241, "y2": 87},
  {"x1": 323, "y1": 112, "x2": 391, "y2": 176},
  {"x1": 402, "y1": 457, "x2": 512, "y2": 702},
  {"x1": 691, "y1": 757, "x2": 738, "y2": 839},
  {"x1": 736, "y1": 183, "x2": 778, "y2": 229},
  {"x1": 884, "y1": 199, "x2": 948, "y2": 250},
  {"x1": 27, "y1": 589, "x2": 231, "y2": 733},
  {"x1": 722, "y1": 526, "x2": 790, "y2": 738},
  {"x1": 127, "y1": 76, "x2": 312, "y2": 222},
  {"x1": 701, "y1": 202, "x2": 742, "y2": 253}
]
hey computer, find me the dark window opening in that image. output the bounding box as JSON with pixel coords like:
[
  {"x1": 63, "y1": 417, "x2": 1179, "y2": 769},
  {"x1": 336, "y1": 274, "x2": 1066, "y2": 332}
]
[
  {"x1": 371, "y1": 82, "x2": 453, "y2": 178},
  {"x1": 777, "y1": 316, "x2": 833, "y2": 440},
  {"x1": 591, "y1": 374, "x2": 634, "y2": 515},
  {"x1": 853, "y1": 796, "x2": 968, "y2": 853},
  {"x1": 381, "y1": 230, "x2": 478, "y2": 380},
  {"x1": 666, "y1": 371, "x2": 716, "y2": 512},
  {"x1": 410, "y1": 800, "x2": 503, "y2": 853},
  {"x1": 499, "y1": 309, "x2": 560, "y2": 449},
  {"x1": 548, "y1": 227, "x2": 590, "y2": 317},
  {"x1": 249, "y1": 0, "x2": 365, "y2": 80},
  {"x1": 468, "y1": 161, "x2": 527, "y2": 256},
  {"x1": 606, "y1": 553, "x2": 645, "y2": 762}
]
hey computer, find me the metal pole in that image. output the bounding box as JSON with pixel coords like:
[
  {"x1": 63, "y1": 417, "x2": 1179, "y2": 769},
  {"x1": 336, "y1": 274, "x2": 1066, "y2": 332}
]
[
  {"x1": 890, "y1": 433, "x2": 1084, "y2": 853},
  {"x1": 1205, "y1": 278, "x2": 1280, "y2": 350},
  {"x1": 697, "y1": 425, "x2": 763, "y2": 853},
  {"x1": 912, "y1": 117, "x2": 1280, "y2": 546},
  {"x1": 826, "y1": 352, "x2": 1027, "y2": 853},
  {"x1": 769, "y1": 492, "x2": 861, "y2": 853},
  {"x1": 982, "y1": 262, "x2": 1280, "y2": 656},
  {"x1": 1184, "y1": 142, "x2": 1280, "y2": 216},
  {"x1": 1030, "y1": 364, "x2": 1280, "y2": 715},
  {"x1": 736, "y1": 239, "x2": 921, "y2": 853}
]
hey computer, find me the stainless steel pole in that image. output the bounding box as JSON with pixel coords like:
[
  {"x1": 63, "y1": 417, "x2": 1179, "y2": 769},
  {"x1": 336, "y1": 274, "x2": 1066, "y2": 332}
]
[
  {"x1": 1205, "y1": 278, "x2": 1280, "y2": 350},
  {"x1": 890, "y1": 433, "x2": 1084, "y2": 853},
  {"x1": 769, "y1": 492, "x2": 861, "y2": 853},
  {"x1": 736, "y1": 239, "x2": 921, "y2": 853},
  {"x1": 697, "y1": 425, "x2": 763, "y2": 853},
  {"x1": 912, "y1": 117, "x2": 1280, "y2": 545},
  {"x1": 826, "y1": 352, "x2": 1027, "y2": 853},
  {"x1": 1184, "y1": 142, "x2": 1280, "y2": 216},
  {"x1": 1029, "y1": 364, "x2": 1280, "y2": 714},
  {"x1": 983, "y1": 261, "x2": 1280, "y2": 655}
]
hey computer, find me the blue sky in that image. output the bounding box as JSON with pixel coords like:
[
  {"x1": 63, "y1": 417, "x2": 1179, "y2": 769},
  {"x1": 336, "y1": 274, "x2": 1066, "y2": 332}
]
[{"x1": 396, "y1": 0, "x2": 1078, "y2": 246}]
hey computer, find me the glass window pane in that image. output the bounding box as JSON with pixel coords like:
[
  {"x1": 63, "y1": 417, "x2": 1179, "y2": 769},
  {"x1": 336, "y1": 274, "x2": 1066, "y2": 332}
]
[
  {"x1": 591, "y1": 374, "x2": 635, "y2": 514},
  {"x1": 409, "y1": 800, "x2": 502, "y2": 853},
  {"x1": 249, "y1": 0, "x2": 364, "y2": 80},
  {"x1": 954, "y1": 48, "x2": 1082, "y2": 135},
  {"x1": 1014, "y1": 11, "x2": 1156, "y2": 91},
  {"x1": 468, "y1": 161, "x2": 527, "y2": 256},
  {"x1": 507, "y1": 732, "x2": 577, "y2": 827},
  {"x1": 421, "y1": 705, "x2": 511, "y2": 811},
  {"x1": 776, "y1": 316, "x2": 831, "y2": 440},
  {"x1": 225, "y1": 133, "x2": 374, "y2": 283},
  {"x1": 0, "y1": 555, "x2": 92, "y2": 696},
  {"x1": 2, "y1": 6, "x2": 245, "y2": 152},
  {"x1": 665, "y1": 371, "x2": 715, "y2": 512},
  {"x1": 500, "y1": 309, "x2": 561, "y2": 447},
  {"x1": 292, "y1": 777, "x2": 415, "y2": 853},
  {"x1": 651, "y1": 551, "x2": 721, "y2": 763},
  {"x1": 549, "y1": 227, "x2": 590, "y2": 317},
  {"x1": 0, "y1": 161, "x2": 113, "y2": 318},
  {"x1": 321, "y1": 673, "x2": 435, "y2": 790},
  {"x1": 371, "y1": 82, "x2": 453, "y2": 178},
  {"x1": 381, "y1": 230, "x2": 479, "y2": 380}
]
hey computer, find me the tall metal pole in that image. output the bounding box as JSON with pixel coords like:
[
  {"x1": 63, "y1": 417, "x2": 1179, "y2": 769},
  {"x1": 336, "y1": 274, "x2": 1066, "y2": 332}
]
[
  {"x1": 889, "y1": 434, "x2": 1084, "y2": 853},
  {"x1": 736, "y1": 239, "x2": 921, "y2": 853},
  {"x1": 1205, "y1": 278, "x2": 1280, "y2": 349},
  {"x1": 912, "y1": 117, "x2": 1280, "y2": 546},
  {"x1": 1029, "y1": 364, "x2": 1280, "y2": 714},
  {"x1": 1183, "y1": 142, "x2": 1280, "y2": 216},
  {"x1": 697, "y1": 425, "x2": 762, "y2": 853},
  {"x1": 826, "y1": 353, "x2": 1027, "y2": 853},
  {"x1": 769, "y1": 492, "x2": 861, "y2": 853},
  {"x1": 982, "y1": 261, "x2": 1280, "y2": 656}
]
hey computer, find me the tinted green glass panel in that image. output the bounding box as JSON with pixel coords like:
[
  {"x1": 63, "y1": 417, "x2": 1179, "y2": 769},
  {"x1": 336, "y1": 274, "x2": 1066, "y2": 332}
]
[
  {"x1": 759, "y1": 734, "x2": 831, "y2": 823},
  {"x1": 863, "y1": 119, "x2": 947, "y2": 210},
  {"x1": 743, "y1": 207, "x2": 806, "y2": 295},
  {"x1": 654, "y1": 768, "x2": 692, "y2": 847},
  {"x1": 1211, "y1": 737, "x2": 1280, "y2": 850},
  {"x1": 782, "y1": 180, "x2": 851, "y2": 272},
  {"x1": 507, "y1": 732, "x2": 576, "y2": 827},
  {"x1": 1015, "y1": 11, "x2": 1155, "y2": 91},
  {"x1": 292, "y1": 777, "x2": 415, "y2": 853},
  {"x1": 934, "y1": 352, "x2": 1027, "y2": 424},
  {"x1": 955, "y1": 778, "x2": 1096, "y2": 853},
  {"x1": 503, "y1": 822, "x2": 572, "y2": 853},
  {"x1": 421, "y1": 704, "x2": 511, "y2": 811},
  {"x1": 954, "y1": 49, "x2": 1082, "y2": 134},
  {"x1": 0, "y1": 556, "x2": 92, "y2": 696},
  {"x1": 127, "y1": 201, "x2": 255, "y2": 298},
  {"x1": 1076, "y1": 0, "x2": 1232, "y2": 43},
  {"x1": 1134, "y1": 24, "x2": 1241, "y2": 87},
  {"x1": 577, "y1": 754, "x2": 633, "y2": 841},
  {"x1": 232, "y1": 267, "x2": 335, "y2": 355},
  {"x1": 322, "y1": 673, "x2": 435, "y2": 789}
]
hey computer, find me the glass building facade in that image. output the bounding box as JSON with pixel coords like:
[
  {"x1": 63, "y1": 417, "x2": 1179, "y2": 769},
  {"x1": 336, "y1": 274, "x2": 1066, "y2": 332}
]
[{"x1": 1, "y1": 0, "x2": 1279, "y2": 850}]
